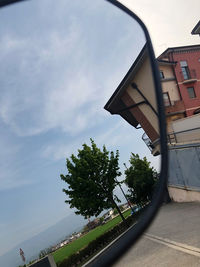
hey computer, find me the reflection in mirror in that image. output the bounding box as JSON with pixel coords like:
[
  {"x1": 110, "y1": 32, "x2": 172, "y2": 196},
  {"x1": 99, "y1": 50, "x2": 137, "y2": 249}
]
[
  {"x1": 113, "y1": 42, "x2": 200, "y2": 267},
  {"x1": 0, "y1": 1, "x2": 161, "y2": 267},
  {"x1": 158, "y1": 48, "x2": 200, "y2": 201}
]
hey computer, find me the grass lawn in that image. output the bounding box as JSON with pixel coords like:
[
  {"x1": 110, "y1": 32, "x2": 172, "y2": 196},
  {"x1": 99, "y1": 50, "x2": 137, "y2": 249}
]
[{"x1": 53, "y1": 208, "x2": 131, "y2": 264}]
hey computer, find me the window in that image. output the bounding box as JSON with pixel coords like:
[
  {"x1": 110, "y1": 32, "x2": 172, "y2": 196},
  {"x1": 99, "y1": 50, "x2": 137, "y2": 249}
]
[
  {"x1": 187, "y1": 87, "x2": 196, "y2": 99},
  {"x1": 180, "y1": 61, "x2": 190, "y2": 80},
  {"x1": 160, "y1": 71, "x2": 165, "y2": 79},
  {"x1": 163, "y1": 92, "x2": 171, "y2": 106}
]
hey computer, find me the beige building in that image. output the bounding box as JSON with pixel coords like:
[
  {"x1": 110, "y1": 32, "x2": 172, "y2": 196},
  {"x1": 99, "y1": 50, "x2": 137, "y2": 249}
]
[
  {"x1": 158, "y1": 59, "x2": 185, "y2": 133},
  {"x1": 105, "y1": 44, "x2": 200, "y2": 203},
  {"x1": 158, "y1": 59, "x2": 200, "y2": 202},
  {"x1": 104, "y1": 44, "x2": 160, "y2": 156}
]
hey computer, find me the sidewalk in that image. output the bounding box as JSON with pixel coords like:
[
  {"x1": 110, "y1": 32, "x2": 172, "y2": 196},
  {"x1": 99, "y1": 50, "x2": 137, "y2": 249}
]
[{"x1": 114, "y1": 202, "x2": 200, "y2": 267}]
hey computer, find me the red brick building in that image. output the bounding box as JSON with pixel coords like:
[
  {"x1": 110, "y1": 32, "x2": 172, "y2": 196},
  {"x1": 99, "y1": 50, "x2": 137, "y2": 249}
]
[{"x1": 158, "y1": 45, "x2": 200, "y2": 117}]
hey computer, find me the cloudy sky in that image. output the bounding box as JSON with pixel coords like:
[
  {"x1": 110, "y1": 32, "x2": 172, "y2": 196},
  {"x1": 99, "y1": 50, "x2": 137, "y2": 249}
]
[
  {"x1": 121, "y1": 0, "x2": 200, "y2": 56},
  {"x1": 0, "y1": 0, "x2": 199, "y2": 260}
]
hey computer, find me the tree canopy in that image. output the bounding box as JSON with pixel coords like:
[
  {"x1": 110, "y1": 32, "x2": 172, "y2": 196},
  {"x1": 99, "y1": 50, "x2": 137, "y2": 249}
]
[
  {"x1": 124, "y1": 153, "x2": 158, "y2": 206},
  {"x1": 60, "y1": 139, "x2": 123, "y2": 219}
]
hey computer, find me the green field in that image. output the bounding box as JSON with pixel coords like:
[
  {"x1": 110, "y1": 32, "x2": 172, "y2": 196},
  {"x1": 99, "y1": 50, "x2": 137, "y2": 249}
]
[{"x1": 53, "y1": 209, "x2": 131, "y2": 264}]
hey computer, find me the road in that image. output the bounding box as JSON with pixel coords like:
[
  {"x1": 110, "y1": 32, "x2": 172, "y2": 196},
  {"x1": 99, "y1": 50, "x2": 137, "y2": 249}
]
[{"x1": 114, "y1": 202, "x2": 200, "y2": 267}]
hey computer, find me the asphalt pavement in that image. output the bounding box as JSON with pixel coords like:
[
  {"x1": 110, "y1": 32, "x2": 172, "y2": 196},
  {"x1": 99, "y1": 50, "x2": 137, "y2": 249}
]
[{"x1": 114, "y1": 202, "x2": 200, "y2": 267}]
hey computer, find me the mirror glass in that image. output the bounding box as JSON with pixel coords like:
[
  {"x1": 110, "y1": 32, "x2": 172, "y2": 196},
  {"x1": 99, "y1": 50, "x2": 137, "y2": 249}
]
[{"x1": 0, "y1": 1, "x2": 161, "y2": 266}]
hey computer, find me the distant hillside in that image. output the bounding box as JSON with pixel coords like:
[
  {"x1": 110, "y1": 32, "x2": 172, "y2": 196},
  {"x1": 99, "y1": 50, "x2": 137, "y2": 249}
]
[{"x1": 0, "y1": 213, "x2": 87, "y2": 267}]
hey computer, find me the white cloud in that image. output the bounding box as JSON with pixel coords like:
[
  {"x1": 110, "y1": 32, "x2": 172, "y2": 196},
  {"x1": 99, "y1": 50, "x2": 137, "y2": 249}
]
[
  {"x1": 0, "y1": 22, "x2": 103, "y2": 137},
  {"x1": 0, "y1": 1, "x2": 145, "y2": 138},
  {"x1": 0, "y1": 17, "x2": 88, "y2": 136}
]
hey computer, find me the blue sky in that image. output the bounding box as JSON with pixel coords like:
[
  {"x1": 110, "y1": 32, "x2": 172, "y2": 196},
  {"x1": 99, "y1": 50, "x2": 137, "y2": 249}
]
[{"x1": 0, "y1": 0, "x2": 160, "y2": 258}]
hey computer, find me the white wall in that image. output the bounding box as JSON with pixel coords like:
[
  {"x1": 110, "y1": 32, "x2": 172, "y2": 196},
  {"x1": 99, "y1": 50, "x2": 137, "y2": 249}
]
[{"x1": 171, "y1": 114, "x2": 200, "y2": 143}]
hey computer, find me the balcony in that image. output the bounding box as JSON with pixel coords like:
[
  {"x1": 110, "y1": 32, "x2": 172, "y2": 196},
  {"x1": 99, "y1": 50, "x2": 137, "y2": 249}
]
[
  {"x1": 142, "y1": 133, "x2": 154, "y2": 151},
  {"x1": 142, "y1": 127, "x2": 200, "y2": 154},
  {"x1": 142, "y1": 133, "x2": 160, "y2": 156},
  {"x1": 179, "y1": 69, "x2": 197, "y2": 84},
  {"x1": 168, "y1": 113, "x2": 200, "y2": 145},
  {"x1": 165, "y1": 100, "x2": 185, "y2": 116},
  {"x1": 168, "y1": 127, "x2": 200, "y2": 145},
  {"x1": 160, "y1": 77, "x2": 176, "y2": 82}
]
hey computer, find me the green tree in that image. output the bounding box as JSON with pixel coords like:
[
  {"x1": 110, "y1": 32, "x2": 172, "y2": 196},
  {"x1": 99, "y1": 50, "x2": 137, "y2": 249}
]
[
  {"x1": 124, "y1": 153, "x2": 158, "y2": 206},
  {"x1": 60, "y1": 139, "x2": 125, "y2": 221},
  {"x1": 38, "y1": 247, "x2": 52, "y2": 259},
  {"x1": 39, "y1": 249, "x2": 47, "y2": 259}
]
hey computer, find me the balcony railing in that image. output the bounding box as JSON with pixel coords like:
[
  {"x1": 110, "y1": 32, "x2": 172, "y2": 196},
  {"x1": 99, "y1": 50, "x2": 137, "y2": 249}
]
[
  {"x1": 142, "y1": 127, "x2": 200, "y2": 155},
  {"x1": 167, "y1": 127, "x2": 200, "y2": 144},
  {"x1": 165, "y1": 100, "x2": 185, "y2": 115},
  {"x1": 142, "y1": 133, "x2": 160, "y2": 156},
  {"x1": 142, "y1": 133, "x2": 153, "y2": 151},
  {"x1": 179, "y1": 69, "x2": 197, "y2": 83}
]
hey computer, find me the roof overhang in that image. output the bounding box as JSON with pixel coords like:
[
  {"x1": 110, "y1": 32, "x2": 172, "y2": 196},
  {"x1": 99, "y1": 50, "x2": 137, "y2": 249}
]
[
  {"x1": 104, "y1": 44, "x2": 148, "y2": 128},
  {"x1": 191, "y1": 21, "x2": 200, "y2": 35},
  {"x1": 157, "y1": 59, "x2": 176, "y2": 66},
  {"x1": 158, "y1": 44, "x2": 200, "y2": 59}
]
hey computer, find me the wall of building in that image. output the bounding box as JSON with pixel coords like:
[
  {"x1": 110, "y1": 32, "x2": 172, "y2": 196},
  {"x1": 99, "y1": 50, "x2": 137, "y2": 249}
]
[
  {"x1": 160, "y1": 64, "x2": 174, "y2": 79},
  {"x1": 171, "y1": 49, "x2": 200, "y2": 116},
  {"x1": 171, "y1": 114, "x2": 200, "y2": 143},
  {"x1": 166, "y1": 113, "x2": 185, "y2": 133},
  {"x1": 161, "y1": 80, "x2": 180, "y2": 104},
  {"x1": 168, "y1": 186, "x2": 200, "y2": 202},
  {"x1": 159, "y1": 63, "x2": 185, "y2": 132},
  {"x1": 172, "y1": 113, "x2": 200, "y2": 132},
  {"x1": 122, "y1": 56, "x2": 159, "y2": 142}
]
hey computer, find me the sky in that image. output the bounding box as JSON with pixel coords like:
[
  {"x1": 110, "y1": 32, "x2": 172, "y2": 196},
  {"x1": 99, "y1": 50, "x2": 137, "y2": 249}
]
[
  {"x1": 0, "y1": 0, "x2": 150, "y2": 258},
  {"x1": 120, "y1": 0, "x2": 200, "y2": 56},
  {"x1": 0, "y1": 0, "x2": 199, "y2": 262}
]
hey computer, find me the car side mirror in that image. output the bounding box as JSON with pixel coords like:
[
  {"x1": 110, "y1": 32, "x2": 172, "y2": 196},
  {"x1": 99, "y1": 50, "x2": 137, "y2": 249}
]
[{"x1": 0, "y1": 1, "x2": 168, "y2": 267}]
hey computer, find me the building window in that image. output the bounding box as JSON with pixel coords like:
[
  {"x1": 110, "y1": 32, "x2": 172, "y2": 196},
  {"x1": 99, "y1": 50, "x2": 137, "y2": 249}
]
[
  {"x1": 160, "y1": 71, "x2": 164, "y2": 79},
  {"x1": 187, "y1": 87, "x2": 196, "y2": 99},
  {"x1": 163, "y1": 92, "x2": 171, "y2": 106},
  {"x1": 180, "y1": 61, "x2": 190, "y2": 80}
]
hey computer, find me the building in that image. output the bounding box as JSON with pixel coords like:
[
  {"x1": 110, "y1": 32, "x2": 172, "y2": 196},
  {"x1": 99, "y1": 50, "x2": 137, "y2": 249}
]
[
  {"x1": 105, "y1": 43, "x2": 200, "y2": 155},
  {"x1": 157, "y1": 45, "x2": 200, "y2": 202},
  {"x1": 103, "y1": 209, "x2": 114, "y2": 221},
  {"x1": 104, "y1": 41, "x2": 200, "y2": 202},
  {"x1": 105, "y1": 44, "x2": 160, "y2": 156},
  {"x1": 191, "y1": 20, "x2": 200, "y2": 35},
  {"x1": 158, "y1": 45, "x2": 200, "y2": 117},
  {"x1": 157, "y1": 59, "x2": 185, "y2": 132}
]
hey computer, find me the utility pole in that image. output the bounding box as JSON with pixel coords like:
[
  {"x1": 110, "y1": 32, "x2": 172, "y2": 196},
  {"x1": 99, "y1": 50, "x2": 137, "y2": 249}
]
[{"x1": 117, "y1": 181, "x2": 134, "y2": 213}]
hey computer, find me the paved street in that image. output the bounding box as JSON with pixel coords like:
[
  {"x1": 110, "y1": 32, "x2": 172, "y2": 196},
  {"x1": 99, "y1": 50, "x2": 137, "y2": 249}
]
[{"x1": 114, "y1": 202, "x2": 200, "y2": 267}]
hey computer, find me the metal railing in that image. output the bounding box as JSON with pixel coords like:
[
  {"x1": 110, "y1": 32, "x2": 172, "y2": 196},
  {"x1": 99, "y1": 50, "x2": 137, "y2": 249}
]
[
  {"x1": 142, "y1": 127, "x2": 200, "y2": 153},
  {"x1": 167, "y1": 127, "x2": 200, "y2": 144},
  {"x1": 142, "y1": 133, "x2": 155, "y2": 151},
  {"x1": 179, "y1": 69, "x2": 196, "y2": 82}
]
